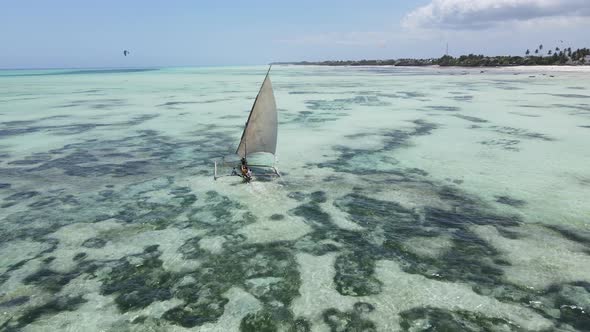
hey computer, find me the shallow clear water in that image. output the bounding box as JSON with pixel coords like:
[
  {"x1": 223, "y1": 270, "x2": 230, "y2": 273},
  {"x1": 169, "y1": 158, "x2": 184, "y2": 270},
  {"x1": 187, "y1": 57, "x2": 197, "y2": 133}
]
[{"x1": 1, "y1": 66, "x2": 589, "y2": 331}]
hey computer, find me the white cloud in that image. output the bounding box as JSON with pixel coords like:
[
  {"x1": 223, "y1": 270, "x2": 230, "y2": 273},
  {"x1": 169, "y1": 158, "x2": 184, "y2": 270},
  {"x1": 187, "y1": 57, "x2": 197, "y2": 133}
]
[{"x1": 403, "y1": 0, "x2": 590, "y2": 30}]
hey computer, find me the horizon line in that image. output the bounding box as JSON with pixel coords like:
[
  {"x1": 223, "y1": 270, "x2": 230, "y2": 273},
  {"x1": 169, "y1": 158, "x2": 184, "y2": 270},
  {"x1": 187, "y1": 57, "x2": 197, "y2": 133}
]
[{"x1": 0, "y1": 63, "x2": 275, "y2": 71}]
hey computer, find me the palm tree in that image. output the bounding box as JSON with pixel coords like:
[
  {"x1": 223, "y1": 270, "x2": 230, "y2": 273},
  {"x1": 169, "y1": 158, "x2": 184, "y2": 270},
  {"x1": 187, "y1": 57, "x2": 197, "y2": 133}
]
[
  {"x1": 539, "y1": 44, "x2": 543, "y2": 51},
  {"x1": 526, "y1": 49, "x2": 530, "y2": 56},
  {"x1": 548, "y1": 50, "x2": 552, "y2": 55},
  {"x1": 535, "y1": 49, "x2": 539, "y2": 54},
  {"x1": 555, "y1": 47, "x2": 560, "y2": 52}
]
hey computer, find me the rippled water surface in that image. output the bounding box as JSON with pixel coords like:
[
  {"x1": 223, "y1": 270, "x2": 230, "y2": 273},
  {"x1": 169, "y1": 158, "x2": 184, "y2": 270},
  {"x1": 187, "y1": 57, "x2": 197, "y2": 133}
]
[{"x1": 1, "y1": 66, "x2": 589, "y2": 331}]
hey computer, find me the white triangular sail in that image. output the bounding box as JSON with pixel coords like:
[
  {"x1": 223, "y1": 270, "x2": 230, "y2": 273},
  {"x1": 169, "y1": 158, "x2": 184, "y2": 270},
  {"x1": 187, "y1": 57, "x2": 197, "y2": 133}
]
[{"x1": 236, "y1": 68, "x2": 277, "y2": 158}]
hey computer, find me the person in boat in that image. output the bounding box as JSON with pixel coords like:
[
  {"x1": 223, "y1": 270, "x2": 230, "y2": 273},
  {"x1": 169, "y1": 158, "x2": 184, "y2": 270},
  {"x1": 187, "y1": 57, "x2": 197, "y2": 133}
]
[
  {"x1": 240, "y1": 157, "x2": 247, "y2": 175},
  {"x1": 241, "y1": 167, "x2": 252, "y2": 182},
  {"x1": 240, "y1": 158, "x2": 252, "y2": 182}
]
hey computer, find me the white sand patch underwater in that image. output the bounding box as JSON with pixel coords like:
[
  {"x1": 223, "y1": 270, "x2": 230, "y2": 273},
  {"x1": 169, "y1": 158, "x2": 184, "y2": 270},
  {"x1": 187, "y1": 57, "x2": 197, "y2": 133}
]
[
  {"x1": 474, "y1": 224, "x2": 590, "y2": 289},
  {"x1": 293, "y1": 253, "x2": 553, "y2": 331},
  {"x1": 1, "y1": 65, "x2": 589, "y2": 331}
]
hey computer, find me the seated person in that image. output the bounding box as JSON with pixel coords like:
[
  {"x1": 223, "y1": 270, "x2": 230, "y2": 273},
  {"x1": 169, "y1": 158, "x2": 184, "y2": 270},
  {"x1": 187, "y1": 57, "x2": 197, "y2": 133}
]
[
  {"x1": 240, "y1": 166, "x2": 252, "y2": 182},
  {"x1": 239, "y1": 159, "x2": 252, "y2": 182}
]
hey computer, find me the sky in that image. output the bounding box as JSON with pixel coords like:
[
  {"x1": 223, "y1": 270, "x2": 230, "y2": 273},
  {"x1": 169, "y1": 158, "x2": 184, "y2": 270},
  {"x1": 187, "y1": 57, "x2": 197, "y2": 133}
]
[{"x1": 1, "y1": 0, "x2": 589, "y2": 68}]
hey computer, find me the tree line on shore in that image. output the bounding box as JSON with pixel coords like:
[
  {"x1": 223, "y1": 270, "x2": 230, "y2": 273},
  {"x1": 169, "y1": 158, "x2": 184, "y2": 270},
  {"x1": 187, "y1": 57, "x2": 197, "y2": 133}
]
[{"x1": 274, "y1": 46, "x2": 590, "y2": 67}]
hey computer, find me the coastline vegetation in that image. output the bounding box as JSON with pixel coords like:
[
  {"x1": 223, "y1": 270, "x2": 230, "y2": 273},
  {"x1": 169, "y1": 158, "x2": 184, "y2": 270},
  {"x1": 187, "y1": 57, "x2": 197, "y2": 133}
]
[{"x1": 275, "y1": 47, "x2": 590, "y2": 67}]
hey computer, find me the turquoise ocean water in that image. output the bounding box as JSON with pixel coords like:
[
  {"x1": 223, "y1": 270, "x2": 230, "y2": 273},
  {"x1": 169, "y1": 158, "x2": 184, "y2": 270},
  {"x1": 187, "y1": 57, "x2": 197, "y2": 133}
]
[{"x1": 1, "y1": 66, "x2": 589, "y2": 331}]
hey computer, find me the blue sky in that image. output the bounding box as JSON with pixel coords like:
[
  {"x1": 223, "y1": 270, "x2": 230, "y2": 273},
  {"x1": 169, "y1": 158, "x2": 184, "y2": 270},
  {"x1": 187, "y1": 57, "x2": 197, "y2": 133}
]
[{"x1": 1, "y1": 0, "x2": 589, "y2": 68}]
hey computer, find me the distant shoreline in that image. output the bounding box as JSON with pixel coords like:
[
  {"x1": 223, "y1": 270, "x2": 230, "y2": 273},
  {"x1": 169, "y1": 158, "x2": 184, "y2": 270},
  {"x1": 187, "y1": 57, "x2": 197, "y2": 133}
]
[
  {"x1": 274, "y1": 49, "x2": 590, "y2": 68},
  {"x1": 273, "y1": 61, "x2": 590, "y2": 68},
  {"x1": 273, "y1": 64, "x2": 590, "y2": 73}
]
